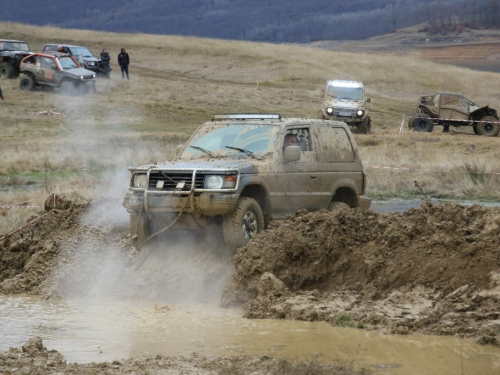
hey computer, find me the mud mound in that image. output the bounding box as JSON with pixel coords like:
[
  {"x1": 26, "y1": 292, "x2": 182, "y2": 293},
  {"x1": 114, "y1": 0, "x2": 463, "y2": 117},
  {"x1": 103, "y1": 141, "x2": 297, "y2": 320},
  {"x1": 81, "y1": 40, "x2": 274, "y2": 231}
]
[
  {"x1": 0, "y1": 195, "x2": 134, "y2": 296},
  {"x1": 222, "y1": 203, "x2": 500, "y2": 343}
]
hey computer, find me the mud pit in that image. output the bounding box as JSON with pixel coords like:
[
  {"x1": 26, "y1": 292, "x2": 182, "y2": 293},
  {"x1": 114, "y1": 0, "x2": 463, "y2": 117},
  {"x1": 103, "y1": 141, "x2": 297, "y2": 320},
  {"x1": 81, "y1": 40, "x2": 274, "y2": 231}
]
[{"x1": 1, "y1": 195, "x2": 500, "y2": 373}]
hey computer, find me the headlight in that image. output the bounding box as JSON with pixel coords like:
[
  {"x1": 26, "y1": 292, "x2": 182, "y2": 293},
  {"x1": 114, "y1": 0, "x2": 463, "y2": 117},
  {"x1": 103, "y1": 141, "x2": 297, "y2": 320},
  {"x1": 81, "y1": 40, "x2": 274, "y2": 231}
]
[
  {"x1": 357, "y1": 110, "x2": 364, "y2": 117},
  {"x1": 93, "y1": 74, "x2": 96, "y2": 78},
  {"x1": 326, "y1": 107, "x2": 333, "y2": 114},
  {"x1": 80, "y1": 75, "x2": 84, "y2": 79},
  {"x1": 132, "y1": 174, "x2": 148, "y2": 188},
  {"x1": 205, "y1": 175, "x2": 237, "y2": 189}
]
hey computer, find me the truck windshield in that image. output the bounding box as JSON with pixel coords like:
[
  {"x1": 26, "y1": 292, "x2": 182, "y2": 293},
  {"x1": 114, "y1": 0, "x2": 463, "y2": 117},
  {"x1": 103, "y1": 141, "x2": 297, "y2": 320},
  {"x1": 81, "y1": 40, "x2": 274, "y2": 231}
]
[
  {"x1": 58, "y1": 56, "x2": 79, "y2": 70},
  {"x1": 69, "y1": 47, "x2": 93, "y2": 57},
  {"x1": 0, "y1": 42, "x2": 30, "y2": 51},
  {"x1": 180, "y1": 124, "x2": 279, "y2": 159},
  {"x1": 327, "y1": 86, "x2": 364, "y2": 101}
]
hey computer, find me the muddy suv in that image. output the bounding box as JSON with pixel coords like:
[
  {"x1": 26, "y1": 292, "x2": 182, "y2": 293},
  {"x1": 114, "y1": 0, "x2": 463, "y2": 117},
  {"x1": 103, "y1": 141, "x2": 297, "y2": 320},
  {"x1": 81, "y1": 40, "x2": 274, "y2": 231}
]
[
  {"x1": 41, "y1": 44, "x2": 107, "y2": 77},
  {"x1": 0, "y1": 39, "x2": 32, "y2": 78},
  {"x1": 319, "y1": 80, "x2": 372, "y2": 134},
  {"x1": 409, "y1": 92, "x2": 500, "y2": 136},
  {"x1": 123, "y1": 114, "x2": 371, "y2": 249},
  {"x1": 19, "y1": 52, "x2": 97, "y2": 95}
]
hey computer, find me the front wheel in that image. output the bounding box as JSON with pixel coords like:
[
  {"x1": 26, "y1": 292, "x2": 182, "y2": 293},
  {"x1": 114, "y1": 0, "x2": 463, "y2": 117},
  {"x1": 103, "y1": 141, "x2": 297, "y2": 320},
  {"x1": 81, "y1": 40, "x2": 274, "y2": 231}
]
[
  {"x1": 223, "y1": 197, "x2": 264, "y2": 249},
  {"x1": 477, "y1": 116, "x2": 500, "y2": 137},
  {"x1": 413, "y1": 117, "x2": 434, "y2": 132},
  {"x1": 0, "y1": 62, "x2": 14, "y2": 79},
  {"x1": 357, "y1": 117, "x2": 371, "y2": 134},
  {"x1": 130, "y1": 211, "x2": 153, "y2": 250},
  {"x1": 60, "y1": 80, "x2": 76, "y2": 96},
  {"x1": 19, "y1": 75, "x2": 35, "y2": 91}
]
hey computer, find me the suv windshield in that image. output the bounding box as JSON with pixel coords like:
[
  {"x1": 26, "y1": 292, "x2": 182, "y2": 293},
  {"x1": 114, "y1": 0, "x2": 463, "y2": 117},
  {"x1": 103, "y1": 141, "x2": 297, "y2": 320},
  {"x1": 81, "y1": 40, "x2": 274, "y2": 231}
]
[
  {"x1": 0, "y1": 41, "x2": 30, "y2": 51},
  {"x1": 58, "y1": 56, "x2": 79, "y2": 70},
  {"x1": 327, "y1": 86, "x2": 364, "y2": 101},
  {"x1": 69, "y1": 47, "x2": 93, "y2": 57},
  {"x1": 179, "y1": 124, "x2": 279, "y2": 159}
]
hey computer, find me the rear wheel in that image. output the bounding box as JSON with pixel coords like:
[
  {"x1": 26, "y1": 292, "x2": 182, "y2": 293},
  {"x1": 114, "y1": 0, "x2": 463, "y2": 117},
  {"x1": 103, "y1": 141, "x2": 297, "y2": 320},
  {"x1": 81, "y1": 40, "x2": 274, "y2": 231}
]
[
  {"x1": 477, "y1": 116, "x2": 500, "y2": 137},
  {"x1": 19, "y1": 75, "x2": 35, "y2": 91},
  {"x1": 223, "y1": 197, "x2": 264, "y2": 249},
  {"x1": 0, "y1": 62, "x2": 14, "y2": 79},
  {"x1": 414, "y1": 117, "x2": 434, "y2": 132}
]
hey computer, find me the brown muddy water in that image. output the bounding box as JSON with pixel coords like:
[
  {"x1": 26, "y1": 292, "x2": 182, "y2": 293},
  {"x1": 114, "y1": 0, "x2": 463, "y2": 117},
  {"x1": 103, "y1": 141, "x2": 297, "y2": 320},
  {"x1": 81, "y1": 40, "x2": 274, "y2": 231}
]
[{"x1": 1, "y1": 296, "x2": 500, "y2": 374}]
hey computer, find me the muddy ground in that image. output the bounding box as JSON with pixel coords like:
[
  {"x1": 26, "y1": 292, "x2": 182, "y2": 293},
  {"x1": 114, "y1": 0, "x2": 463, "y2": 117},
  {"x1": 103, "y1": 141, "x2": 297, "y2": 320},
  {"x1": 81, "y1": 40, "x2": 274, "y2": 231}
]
[{"x1": 1, "y1": 195, "x2": 500, "y2": 373}]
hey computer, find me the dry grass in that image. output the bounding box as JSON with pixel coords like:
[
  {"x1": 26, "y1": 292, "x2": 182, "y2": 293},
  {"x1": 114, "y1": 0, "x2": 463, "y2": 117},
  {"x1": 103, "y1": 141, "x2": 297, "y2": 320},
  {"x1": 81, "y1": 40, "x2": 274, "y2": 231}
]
[{"x1": 2, "y1": 21, "x2": 500, "y2": 234}]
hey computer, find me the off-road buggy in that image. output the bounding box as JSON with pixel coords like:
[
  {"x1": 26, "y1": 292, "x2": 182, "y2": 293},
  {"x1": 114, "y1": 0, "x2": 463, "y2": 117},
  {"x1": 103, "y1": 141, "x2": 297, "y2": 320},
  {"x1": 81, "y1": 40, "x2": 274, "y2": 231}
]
[
  {"x1": 41, "y1": 44, "x2": 110, "y2": 77},
  {"x1": 318, "y1": 80, "x2": 372, "y2": 134},
  {"x1": 123, "y1": 114, "x2": 371, "y2": 250},
  {"x1": 19, "y1": 52, "x2": 96, "y2": 95},
  {"x1": 0, "y1": 39, "x2": 32, "y2": 78},
  {"x1": 408, "y1": 92, "x2": 500, "y2": 136}
]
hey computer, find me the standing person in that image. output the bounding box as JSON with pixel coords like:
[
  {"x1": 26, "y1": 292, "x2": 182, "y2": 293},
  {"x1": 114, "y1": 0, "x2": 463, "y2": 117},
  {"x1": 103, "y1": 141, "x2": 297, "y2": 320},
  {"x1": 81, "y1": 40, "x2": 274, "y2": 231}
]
[
  {"x1": 118, "y1": 47, "x2": 130, "y2": 80},
  {"x1": 100, "y1": 48, "x2": 111, "y2": 78}
]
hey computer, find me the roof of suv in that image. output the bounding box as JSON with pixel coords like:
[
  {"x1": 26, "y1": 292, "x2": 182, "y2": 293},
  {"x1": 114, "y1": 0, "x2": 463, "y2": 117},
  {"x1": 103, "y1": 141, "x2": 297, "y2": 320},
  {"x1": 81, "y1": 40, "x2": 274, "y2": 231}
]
[
  {"x1": 44, "y1": 44, "x2": 87, "y2": 48},
  {"x1": 327, "y1": 80, "x2": 364, "y2": 88}
]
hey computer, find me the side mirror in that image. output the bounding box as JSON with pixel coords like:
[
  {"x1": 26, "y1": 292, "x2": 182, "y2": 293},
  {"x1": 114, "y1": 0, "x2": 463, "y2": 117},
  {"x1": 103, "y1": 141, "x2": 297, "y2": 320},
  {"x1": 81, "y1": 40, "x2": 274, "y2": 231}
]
[
  {"x1": 284, "y1": 146, "x2": 301, "y2": 163},
  {"x1": 175, "y1": 144, "x2": 184, "y2": 155},
  {"x1": 366, "y1": 97, "x2": 371, "y2": 103}
]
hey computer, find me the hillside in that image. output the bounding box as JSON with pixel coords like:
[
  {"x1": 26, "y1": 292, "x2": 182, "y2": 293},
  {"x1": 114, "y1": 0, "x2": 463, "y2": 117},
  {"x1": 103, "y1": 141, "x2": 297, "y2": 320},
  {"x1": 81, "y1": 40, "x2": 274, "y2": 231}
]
[{"x1": 0, "y1": 0, "x2": 490, "y2": 42}]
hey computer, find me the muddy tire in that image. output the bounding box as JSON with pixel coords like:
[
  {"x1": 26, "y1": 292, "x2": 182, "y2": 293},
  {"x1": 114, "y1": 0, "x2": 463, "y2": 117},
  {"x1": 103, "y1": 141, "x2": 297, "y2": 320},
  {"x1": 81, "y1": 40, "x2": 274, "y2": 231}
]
[
  {"x1": 477, "y1": 116, "x2": 500, "y2": 137},
  {"x1": 19, "y1": 75, "x2": 35, "y2": 91},
  {"x1": 223, "y1": 197, "x2": 264, "y2": 249},
  {"x1": 357, "y1": 117, "x2": 371, "y2": 134},
  {"x1": 130, "y1": 211, "x2": 153, "y2": 250},
  {"x1": 414, "y1": 117, "x2": 434, "y2": 132},
  {"x1": 328, "y1": 201, "x2": 350, "y2": 211},
  {"x1": 0, "y1": 62, "x2": 14, "y2": 79},
  {"x1": 60, "y1": 80, "x2": 76, "y2": 96}
]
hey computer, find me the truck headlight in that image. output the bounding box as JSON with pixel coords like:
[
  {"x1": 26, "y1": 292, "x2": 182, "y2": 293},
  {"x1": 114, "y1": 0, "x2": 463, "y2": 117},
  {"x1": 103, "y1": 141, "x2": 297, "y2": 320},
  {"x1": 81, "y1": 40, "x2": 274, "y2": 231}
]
[
  {"x1": 132, "y1": 173, "x2": 148, "y2": 188},
  {"x1": 205, "y1": 175, "x2": 237, "y2": 189},
  {"x1": 326, "y1": 107, "x2": 333, "y2": 114},
  {"x1": 357, "y1": 110, "x2": 364, "y2": 117}
]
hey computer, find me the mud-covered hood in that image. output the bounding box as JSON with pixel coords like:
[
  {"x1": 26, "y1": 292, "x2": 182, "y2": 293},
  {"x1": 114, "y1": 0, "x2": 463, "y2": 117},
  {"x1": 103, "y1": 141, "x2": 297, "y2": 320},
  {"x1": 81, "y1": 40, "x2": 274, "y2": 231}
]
[
  {"x1": 142, "y1": 158, "x2": 260, "y2": 174},
  {"x1": 66, "y1": 67, "x2": 96, "y2": 77},
  {"x1": 323, "y1": 98, "x2": 365, "y2": 110}
]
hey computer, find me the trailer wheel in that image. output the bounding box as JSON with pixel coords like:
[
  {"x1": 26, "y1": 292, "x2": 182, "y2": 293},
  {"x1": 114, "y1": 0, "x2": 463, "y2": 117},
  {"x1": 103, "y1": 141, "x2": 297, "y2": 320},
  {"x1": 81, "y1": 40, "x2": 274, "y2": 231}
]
[{"x1": 477, "y1": 116, "x2": 500, "y2": 137}]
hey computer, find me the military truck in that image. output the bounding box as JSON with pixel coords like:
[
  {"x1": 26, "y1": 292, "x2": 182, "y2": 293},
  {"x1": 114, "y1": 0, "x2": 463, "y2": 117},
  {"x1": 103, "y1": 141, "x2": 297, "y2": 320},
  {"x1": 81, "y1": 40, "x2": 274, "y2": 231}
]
[
  {"x1": 408, "y1": 92, "x2": 500, "y2": 136},
  {"x1": 123, "y1": 114, "x2": 371, "y2": 250},
  {"x1": 19, "y1": 52, "x2": 96, "y2": 95},
  {"x1": 0, "y1": 39, "x2": 32, "y2": 78},
  {"x1": 318, "y1": 80, "x2": 372, "y2": 134}
]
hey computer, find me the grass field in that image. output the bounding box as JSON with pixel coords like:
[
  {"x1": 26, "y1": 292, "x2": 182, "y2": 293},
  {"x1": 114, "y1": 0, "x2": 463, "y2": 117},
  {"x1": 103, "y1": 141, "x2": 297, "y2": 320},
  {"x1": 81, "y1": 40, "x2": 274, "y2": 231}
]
[{"x1": 2, "y1": 21, "x2": 500, "y2": 234}]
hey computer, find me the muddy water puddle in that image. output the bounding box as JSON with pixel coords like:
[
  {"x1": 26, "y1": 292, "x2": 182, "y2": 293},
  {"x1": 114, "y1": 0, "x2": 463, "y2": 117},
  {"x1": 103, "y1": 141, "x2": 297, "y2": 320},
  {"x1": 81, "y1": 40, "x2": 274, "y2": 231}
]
[{"x1": 1, "y1": 296, "x2": 500, "y2": 374}]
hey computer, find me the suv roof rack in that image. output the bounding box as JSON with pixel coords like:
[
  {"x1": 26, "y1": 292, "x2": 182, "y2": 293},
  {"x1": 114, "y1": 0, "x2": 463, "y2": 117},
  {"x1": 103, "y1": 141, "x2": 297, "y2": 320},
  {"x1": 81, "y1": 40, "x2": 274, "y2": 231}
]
[{"x1": 212, "y1": 113, "x2": 281, "y2": 121}]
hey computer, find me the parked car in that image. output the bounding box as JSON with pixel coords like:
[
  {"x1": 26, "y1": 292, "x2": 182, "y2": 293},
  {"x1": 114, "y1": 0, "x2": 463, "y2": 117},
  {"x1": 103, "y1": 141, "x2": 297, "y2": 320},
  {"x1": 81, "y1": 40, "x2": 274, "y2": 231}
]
[
  {"x1": 318, "y1": 80, "x2": 372, "y2": 134},
  {"x1": 408, "y1": 92, "x2": 500, "y2": 136},
  {"x1": 19, "y1": 52, "x2": 96, "y2": 95},
  {"x1": 123, "y1": 114, "x2": 371, "y2": 249},
  {"x1": 41, "y1": 44, "x2": 108, "y2": 77},
  {"x1": 0, "y1": 39, "x2": 32, "y2": 78}
]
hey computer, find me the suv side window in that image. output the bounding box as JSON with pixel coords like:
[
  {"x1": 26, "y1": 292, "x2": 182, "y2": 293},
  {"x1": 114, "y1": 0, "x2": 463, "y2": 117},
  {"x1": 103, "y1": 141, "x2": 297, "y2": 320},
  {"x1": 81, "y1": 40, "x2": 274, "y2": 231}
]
[
  {"x1": 318, "y1": 126, "x2": 355, "y2": 162},
  {"x1": 283, "y1": 127, "x2": 316, "y2": 162},
  {"x1": 41, "y1": 57, "x2": 55, "y2": 69}
]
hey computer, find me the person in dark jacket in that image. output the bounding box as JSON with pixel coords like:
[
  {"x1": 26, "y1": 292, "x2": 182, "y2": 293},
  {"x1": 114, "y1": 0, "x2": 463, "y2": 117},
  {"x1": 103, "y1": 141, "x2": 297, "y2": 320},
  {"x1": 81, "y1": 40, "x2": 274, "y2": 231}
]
[
  {"x1": 118, "y1": 48, "x2": 130, "y2": 80},
  {"x1": 100, "y1": 48, "x2": 111, "y2": 78}
]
